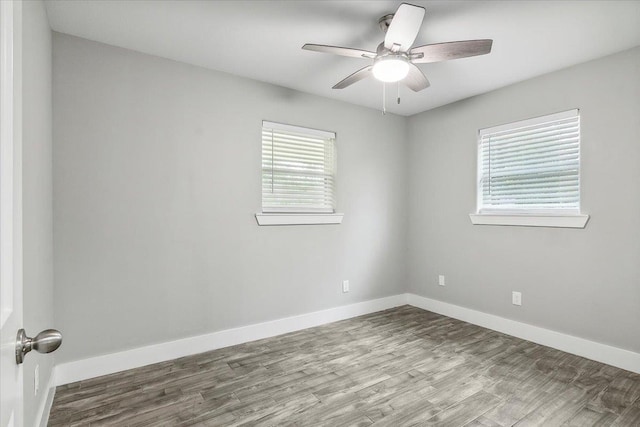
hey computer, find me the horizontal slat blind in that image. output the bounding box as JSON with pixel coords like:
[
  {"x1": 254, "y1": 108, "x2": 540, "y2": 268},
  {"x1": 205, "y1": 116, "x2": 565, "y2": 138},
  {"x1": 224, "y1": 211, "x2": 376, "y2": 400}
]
[
  {"x1": 478, "y1": 110, "x2": 580, "y2": 213},
  {"x1": 262, "y1": 121, "x2": 336, "y2": 213}
]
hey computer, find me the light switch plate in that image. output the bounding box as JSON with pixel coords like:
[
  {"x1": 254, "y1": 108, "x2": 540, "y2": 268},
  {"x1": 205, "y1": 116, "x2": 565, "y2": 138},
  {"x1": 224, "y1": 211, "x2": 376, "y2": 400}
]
[
  {"x1": 512, "y1": 291, "x2": 522, "y2": 306},
  {"x1": 342, "y1": 280, "x2": 349, "y2": 293}
]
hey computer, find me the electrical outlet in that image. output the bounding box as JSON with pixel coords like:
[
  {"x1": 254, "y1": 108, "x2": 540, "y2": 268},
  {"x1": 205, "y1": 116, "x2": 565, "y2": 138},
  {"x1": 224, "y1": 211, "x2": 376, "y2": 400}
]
[
  {"x1": 512, "y1": 291, "x2": 522, "y2": 306},
  {"x1": 342, "y1": 280, "x2": 349, "y2": 293},
  {"x1": 34, "y1": 365, "x2": 39, "y2": 396},
  {"x1": 438, "y1": 275, "x2": 446, "y2": 286}
]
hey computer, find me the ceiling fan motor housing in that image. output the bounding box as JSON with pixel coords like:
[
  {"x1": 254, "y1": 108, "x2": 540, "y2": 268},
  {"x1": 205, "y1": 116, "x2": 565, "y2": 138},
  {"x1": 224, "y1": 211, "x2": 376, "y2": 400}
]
[{"x1": 376, "y1": 42, "x2": 409, "y2": 57}]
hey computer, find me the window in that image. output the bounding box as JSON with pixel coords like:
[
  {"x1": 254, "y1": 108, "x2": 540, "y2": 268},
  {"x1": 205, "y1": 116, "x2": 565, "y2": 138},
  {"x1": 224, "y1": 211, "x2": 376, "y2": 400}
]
[
  {"x1": 256, "y1": 121, "x2": 342, "y2": 225},
  {"x1": 471, "y1": 109, "x2": 589, "y2": 228}
]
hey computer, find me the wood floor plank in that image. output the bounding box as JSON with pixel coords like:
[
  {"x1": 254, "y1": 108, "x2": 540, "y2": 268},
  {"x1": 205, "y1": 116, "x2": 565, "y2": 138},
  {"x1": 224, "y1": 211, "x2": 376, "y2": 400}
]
[
  {"x1": 611, "y1": 405, "x2": 640, "y2": 426},
  {"x1": 49, "y1": 306, "x2": 640, "y2": 426},
  {"x1": 423, "y1": 390, "x2": 501, "y2": 426},
  {"x1": 513, "y1": 385, "x2": 589, "y2": 426},
  {"x1": 464, "y1": 415, "x2": 503, "y2": 427},
  {"x1": 590, "y1": 371, "x2": 640, "y2": 415},
  {"x1": 562, "y1": 405, "x2": 618, "y2": 426}
]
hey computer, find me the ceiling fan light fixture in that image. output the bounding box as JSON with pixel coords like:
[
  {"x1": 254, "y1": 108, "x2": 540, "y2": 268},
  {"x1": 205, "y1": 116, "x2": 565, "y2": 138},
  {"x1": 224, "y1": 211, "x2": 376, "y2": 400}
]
[{"x1": 372, "y1": 56, "x2": 410, "y2": 83}]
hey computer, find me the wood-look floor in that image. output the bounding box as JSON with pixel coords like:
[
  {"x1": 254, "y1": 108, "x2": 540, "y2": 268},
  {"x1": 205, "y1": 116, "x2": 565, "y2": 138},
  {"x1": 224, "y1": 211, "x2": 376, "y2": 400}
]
[{"x1": 49, "y1": 306, "x2": 640, "y2": 426}]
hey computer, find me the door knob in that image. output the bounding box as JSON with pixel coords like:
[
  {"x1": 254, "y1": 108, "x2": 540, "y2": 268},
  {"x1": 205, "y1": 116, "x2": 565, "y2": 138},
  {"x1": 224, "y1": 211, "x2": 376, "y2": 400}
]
[{"x1": 16, "y1": 328, "x2": 62, "y2": 364}]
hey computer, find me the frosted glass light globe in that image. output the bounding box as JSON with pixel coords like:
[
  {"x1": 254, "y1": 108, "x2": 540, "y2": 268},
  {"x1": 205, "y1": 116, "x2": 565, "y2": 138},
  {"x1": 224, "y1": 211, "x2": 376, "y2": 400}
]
[{"x1": 372, "y1": 57, "x2": 410, "y2": 83}]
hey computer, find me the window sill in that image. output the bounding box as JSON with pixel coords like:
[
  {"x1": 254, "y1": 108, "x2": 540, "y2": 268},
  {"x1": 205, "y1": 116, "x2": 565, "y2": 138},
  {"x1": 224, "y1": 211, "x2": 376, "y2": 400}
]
[
  {"x1": 255, "y1": 213, "x2": 344, "y2": 226},
  {"x1": 469, "y1": 213, "x2": 589, "y2": 228}
]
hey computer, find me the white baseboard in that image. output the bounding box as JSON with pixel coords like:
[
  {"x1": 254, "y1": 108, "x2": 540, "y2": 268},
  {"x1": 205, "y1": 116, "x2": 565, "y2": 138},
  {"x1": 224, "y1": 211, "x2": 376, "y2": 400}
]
[
  {"x1": 406, "y1": 293, "x2": 640, "y2": 374},
  {"x1": 35, "y1": 370, "x2": 56, "y2": 427},
  {"x1": 55, "y1": 294, "x2": 408, "y2": 386},
  {"x1": 55, "y1": 292, "x2": 639, "y2": 387}
]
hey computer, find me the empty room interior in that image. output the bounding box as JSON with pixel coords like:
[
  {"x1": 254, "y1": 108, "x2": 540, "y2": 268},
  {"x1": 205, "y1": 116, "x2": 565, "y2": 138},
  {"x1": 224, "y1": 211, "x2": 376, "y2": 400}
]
[{"x1": 2, "y1": 0, "x2": 640, "y2": 426}]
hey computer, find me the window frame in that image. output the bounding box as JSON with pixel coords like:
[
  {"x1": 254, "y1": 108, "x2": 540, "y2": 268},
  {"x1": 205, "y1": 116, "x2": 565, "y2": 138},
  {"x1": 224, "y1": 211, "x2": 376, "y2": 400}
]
[
  {"x1": 256, "y1": 121, "x2": 343, "y2": 226},
  {"x1": 470, "y1": 109, "x2": 589, "y2": 228}
]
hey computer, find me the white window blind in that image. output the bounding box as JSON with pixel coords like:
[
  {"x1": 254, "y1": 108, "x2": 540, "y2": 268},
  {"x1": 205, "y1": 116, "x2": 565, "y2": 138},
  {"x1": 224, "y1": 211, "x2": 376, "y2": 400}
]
[
  {"x1": 262, "y1": 121, "x2": 336, "y2": 213},
  {"x1": 478, "y1": 109, "x2": 580, "y2": 214}
]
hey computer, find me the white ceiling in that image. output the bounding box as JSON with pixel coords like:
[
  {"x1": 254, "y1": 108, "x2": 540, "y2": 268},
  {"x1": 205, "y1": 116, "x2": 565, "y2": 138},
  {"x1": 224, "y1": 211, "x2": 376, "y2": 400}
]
[{"x1": 44, "y1": 1, "x2": 640, "y2": 116}]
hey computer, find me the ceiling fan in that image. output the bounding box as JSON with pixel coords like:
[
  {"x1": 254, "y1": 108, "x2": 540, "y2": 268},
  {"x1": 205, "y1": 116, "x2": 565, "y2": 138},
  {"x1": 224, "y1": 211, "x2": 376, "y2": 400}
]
[{"x1": 302, "y1": 3, "x2": 493, "y2": 92}]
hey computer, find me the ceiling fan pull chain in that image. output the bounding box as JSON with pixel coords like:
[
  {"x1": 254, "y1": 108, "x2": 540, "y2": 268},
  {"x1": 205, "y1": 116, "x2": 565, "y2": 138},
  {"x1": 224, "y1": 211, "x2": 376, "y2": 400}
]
[
  {"x1": 382, "y1": 83, "x2": 386, "y2": 115},
  {"x1": 397, "y1": 82, "x2": 401, "y2": 104}
]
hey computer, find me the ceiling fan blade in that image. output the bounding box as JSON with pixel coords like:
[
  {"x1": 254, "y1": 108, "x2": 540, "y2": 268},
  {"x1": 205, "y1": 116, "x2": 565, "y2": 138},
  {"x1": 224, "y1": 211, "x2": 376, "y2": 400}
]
[
  {"x1": 333, "y1": 66, "x2": 373, "y2": 89},
  {"x1": 404, "y1": 63, "x2": 430, "y2": 92},
  {"x1": 384, "y1": 3, "x2": 425, "y2": 52},
  {"x1": 302, "y1": 44, "x2": 376, "y2": 59},
  {"x1": 410, "y1": 39, "x2": 493, "y2": 63}
]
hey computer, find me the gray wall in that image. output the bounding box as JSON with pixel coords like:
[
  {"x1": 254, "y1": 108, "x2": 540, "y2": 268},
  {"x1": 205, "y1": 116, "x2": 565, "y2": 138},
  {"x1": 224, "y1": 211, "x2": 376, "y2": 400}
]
[
  {"x1": 52, "y1": 30, "x2": 639, "y2": 367},
  {"x1": 407, "y1": 47, "x2": 640, "y2": 353},
  {"x1": 23, "y1": 1, "x2": 54, "y2": 425},
  {"x1": 53, "y1": 34, "x2": 408, "y2": 363}
]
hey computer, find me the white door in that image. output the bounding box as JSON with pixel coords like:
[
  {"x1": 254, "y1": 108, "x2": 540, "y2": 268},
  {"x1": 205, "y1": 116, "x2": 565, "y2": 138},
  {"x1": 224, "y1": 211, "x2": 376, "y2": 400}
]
[{"x1": 0, "y1": 1, "x2": 23, "y2": 426}]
